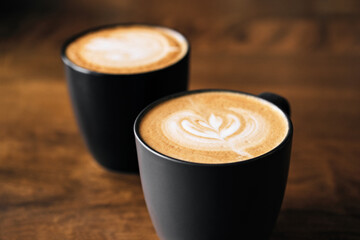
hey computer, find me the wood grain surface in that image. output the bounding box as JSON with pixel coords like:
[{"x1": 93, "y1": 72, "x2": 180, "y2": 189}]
[{"x1": 1, "y1": 0, "x2": 360, "y2": 239}]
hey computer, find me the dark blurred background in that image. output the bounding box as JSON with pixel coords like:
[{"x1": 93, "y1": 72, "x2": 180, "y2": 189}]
[
  {"x1": 1, "y1": 0, "x2": 359, "y2": 239},
  {"x1": 2, "y1": 0, "x2": 360, "y2": 88}
]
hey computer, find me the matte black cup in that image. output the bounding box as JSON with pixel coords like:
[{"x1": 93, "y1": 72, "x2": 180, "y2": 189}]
[
  {"x1": 134, "y1": 89, "x2": 293, "y2": 239},
  {"x1": 61, "y1": 24, "x2": 190, "y2": 173}
]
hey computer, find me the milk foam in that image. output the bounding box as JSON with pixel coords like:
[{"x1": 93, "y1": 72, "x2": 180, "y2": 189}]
[
  {"x1": 83, "y1": 32, "x2": 179, "y2": 68},
  {"x1": 140, "y1": 92, "x2": 289, "y2": 164},
  {"x1": 162, "y1": 108, "x2": 267, "y2": 159},
  {"x1": 66, "y1": 25, "x2": 188, "y2": 74}
]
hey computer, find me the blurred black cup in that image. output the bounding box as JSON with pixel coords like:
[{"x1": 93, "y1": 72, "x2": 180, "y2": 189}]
[{"x1": 61, "y1": 23, "x2": 190, "y2": 173}]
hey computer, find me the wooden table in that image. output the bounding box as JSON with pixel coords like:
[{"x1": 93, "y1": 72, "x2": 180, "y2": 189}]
[{"x1": 1, "y1": 0, "x2": 359, "y2": 239}]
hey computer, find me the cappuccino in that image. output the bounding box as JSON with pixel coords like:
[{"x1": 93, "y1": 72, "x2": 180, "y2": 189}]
[
  {"x1": 66, "y1": 25, "x2": 188, "y2": 74},
  {"x1": 140, "y1": 91, "x2": 289, "y2": 164}
]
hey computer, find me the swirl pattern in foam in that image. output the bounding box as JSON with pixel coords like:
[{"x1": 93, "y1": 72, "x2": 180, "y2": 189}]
[
  {"x1": 66, "y1": 25, "x2": 188, "y2": 74},
  {"x1": 140, "y1": 91, "x2": 289, "y2": 164}
]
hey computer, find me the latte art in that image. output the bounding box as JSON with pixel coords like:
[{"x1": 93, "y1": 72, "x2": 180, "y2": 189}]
[
  {"x1": 180, "y1": 113, "x2": 240, "y2": 140},
  {"x1": 66, "y1": 25, "x2": 188, "y2": 74},
  {"x1": 163, "y1": 109, "x2": 268, "y2": 159},
  {"x1": 140, "y1": 92, "x2": 289, "y2": 164},
  {"x1": 83, "y1": 33, "x2": 179, "y2": 68}
]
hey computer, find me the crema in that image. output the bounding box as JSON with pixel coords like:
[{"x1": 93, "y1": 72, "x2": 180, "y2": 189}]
[
  {"x1": 66, "y1": 25, "x2": 188, "y2": 74},
  {"x1": 140, "y1": 91, "x2": 289, "y2": 164}
]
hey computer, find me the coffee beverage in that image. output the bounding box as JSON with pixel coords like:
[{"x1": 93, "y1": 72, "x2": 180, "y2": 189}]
[
  {"x1": 134, "y1": 90, "x2": 293, "y2": 239},
  {"x1": 65, "y1": 25, "x2": 188, "y2": 74},
  {"x1": 62, "y1": 24, "x2": 189, "y2": 172},
  {"x1": 140, "y1": 91, "x2": 289, "y2": 164}
]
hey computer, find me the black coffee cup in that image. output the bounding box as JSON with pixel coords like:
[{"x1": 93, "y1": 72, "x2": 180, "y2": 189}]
[
  {"x1": 61, "y1": 23, "x2": 190, "y2": 173},
  {"x1": 134, "y1": 89, "x2": 293, "y2": 239}
]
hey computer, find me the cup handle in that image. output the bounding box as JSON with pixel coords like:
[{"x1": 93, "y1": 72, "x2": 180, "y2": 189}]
[{"x1": 258, "y1": 92, "x2": 291, "y2": 117}]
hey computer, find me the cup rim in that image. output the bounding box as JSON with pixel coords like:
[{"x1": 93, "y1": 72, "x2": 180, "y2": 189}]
[
  {"x1": 60, "y1": 22, "x2": 191, "y2": 76},
  {"x1": 133, "y1": 89, "x2": 293, "y2": 167}
]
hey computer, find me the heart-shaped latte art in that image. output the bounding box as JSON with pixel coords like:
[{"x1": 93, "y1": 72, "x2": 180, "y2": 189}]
[
  {"x1": 181, "y1": 113, "x2": 240, "y2": 140},
  {"x1": 161, "y1": 108, "x2": 269, "y2": 158},
  {"x1": 140, "y1": 92, "x2": 289, "y2": 163}
]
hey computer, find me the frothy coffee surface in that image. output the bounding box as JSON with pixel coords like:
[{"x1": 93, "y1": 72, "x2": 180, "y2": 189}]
[
  {"x1": 140, "y1": 92, "x2": 289, "y2": 164},
  {"x1": 66, "y1": 25, "x2": 188, "y2": 74}
]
